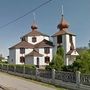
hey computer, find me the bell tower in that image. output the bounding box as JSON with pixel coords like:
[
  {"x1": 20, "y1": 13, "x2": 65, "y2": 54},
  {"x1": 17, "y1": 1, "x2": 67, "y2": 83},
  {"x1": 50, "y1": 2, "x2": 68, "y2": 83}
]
[{"x1": 52, "y1": 6, "x2": 78, "y2": 65}]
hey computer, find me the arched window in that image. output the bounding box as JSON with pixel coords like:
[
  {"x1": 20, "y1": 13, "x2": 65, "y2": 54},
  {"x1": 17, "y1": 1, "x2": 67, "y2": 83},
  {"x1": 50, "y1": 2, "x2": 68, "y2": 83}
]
[
  {"x1": 45, "y1": 56, "x2": 50, "y2": 63},
  {"x1": 32, "y1": 37, "x2": 36, "y2": 43}
]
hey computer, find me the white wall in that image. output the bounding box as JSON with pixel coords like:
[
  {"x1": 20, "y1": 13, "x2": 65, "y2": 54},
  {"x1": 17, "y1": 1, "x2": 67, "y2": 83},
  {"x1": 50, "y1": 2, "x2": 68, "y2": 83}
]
[
  {"x1": 39, "y1": 48, "x2": 53, "y2": 65},
  {"x1": 33, "y1": 57, "x2": 42, "y2": 65},
  {"x1": 25, "y1": 56, "x2": 33, "y2": 64},
  {"x1": 16, "y1": 49, "x2": 22, "y2": 64},
  {"x1": 72, "y1": 36, "x2": 76, "y2": 49},
  {"x1": 27, "y1": 36, "x2": 49, "y2": 45},
  {"x1": 65, "y1": 34, "x2": 71, "y2": 53},
  {"x1": 25, "y1": 56, "x2": 44, "y2": 66},
  {"x1": 25, "y1": 49, "x2": 33, "y2": 55},
  {"x1": 10, "y1": 48, "x2": 33, "y2": 64},
  {"x1": 52, "y1": 37, "x2": 57, "y2": 55},
  {"x1": 9, "y1": 49, "x2": 16, "y2": 64},
  {"x1": 66, "y1": 55, "x2": 76, "y2": 65},
  {"x1": 43, "y1": 36, "x2": 49, "y2": 41}
]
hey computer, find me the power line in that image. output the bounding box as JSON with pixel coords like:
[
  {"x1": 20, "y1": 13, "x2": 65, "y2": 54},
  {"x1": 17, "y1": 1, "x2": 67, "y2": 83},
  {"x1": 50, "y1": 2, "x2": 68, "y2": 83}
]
[{"x1": 0, "y1": 0, "x2": 53, "y2": 29}]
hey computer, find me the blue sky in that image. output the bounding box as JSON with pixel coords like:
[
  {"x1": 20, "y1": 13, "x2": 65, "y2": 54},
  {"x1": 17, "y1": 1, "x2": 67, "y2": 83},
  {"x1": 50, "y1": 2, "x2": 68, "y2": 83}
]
[{"x1": 0, "y1": 0, "x2": 90, "y2": 57}]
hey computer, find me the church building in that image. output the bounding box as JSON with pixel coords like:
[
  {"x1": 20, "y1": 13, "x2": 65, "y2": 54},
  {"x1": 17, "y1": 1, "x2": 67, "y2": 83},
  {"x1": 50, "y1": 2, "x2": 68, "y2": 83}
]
[
  {"x1": 52, "y1": 12, "x2": 78, "y2": 66},
  {"x1": 9, "y1": 21, "x2": 53, "y2": 68},
  {"x1": 9, "y1": 8, "x2": 78, "y2": 67}
]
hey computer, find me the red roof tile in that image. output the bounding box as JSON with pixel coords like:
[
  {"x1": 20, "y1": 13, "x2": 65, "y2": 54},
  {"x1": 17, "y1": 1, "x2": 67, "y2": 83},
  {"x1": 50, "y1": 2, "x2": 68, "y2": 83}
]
[
  {"x1": 66, "y1": 49, "x2": 79, "y2": 56},
  {"x1": 34, "y1": 39, "x2": 53, "y2": 48},
  {"x1": 25, "y1": 49, "x2": 43, "y2": 57},
  {"x1": 52, "y1": 30, "x2": 75, "y2": 37},
  {"x1": 9, "y1": 41, "x2": 34, "y2": 49},
  {"x1": 22, "y1": 30, "x2": 49, "y2": 37}
]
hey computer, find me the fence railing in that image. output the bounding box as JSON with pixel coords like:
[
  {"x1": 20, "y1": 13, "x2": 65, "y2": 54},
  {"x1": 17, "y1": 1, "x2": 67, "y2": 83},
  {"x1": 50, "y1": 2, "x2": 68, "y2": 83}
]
[
  {"x1": 81, "y1": 74, "x2": 90, "y2": 86},
  {"x1": 55, "y1": 71, "x2": 76, "y2": 83},
  {"x1": 0, "y1": 64, "x2": 90, "y2": 90},
  {"x1": 38, "y1": 69, "x2": 52, "y2": 79}
]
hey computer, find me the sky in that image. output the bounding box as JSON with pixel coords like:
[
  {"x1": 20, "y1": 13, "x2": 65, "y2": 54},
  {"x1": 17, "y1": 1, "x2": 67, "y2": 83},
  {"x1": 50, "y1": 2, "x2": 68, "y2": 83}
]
[{"x1": 0, "y1": 0, "x2": 90, "y2": 57}]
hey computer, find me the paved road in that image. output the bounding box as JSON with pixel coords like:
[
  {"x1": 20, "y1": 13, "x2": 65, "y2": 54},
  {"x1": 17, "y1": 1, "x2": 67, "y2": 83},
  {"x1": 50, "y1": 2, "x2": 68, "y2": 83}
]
[{"x1": 0, "y1": 72, "x2": 56, "y2": 90}]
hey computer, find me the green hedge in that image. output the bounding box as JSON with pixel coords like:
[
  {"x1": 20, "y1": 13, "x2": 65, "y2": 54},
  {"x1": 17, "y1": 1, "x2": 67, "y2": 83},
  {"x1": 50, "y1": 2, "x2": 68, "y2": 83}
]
[{"x1": 0, "y1": 64, "x2": 36, "y2": 73}]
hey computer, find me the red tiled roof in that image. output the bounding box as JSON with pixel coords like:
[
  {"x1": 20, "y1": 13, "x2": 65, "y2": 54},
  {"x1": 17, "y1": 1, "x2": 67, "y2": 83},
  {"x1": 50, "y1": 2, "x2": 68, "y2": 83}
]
[
  {"x1": 66, "y1": 50, "x2": 74, "y2": 55},
  {"x1": 52, "y1": 30, "x2": 75, "y2": 37},
  {"x1": 25, "y1": 49, "x2": 43, "y2": 57},
  {"x1": 34, "y1": 39, "x2": 53, "y2": 48},
  {"x1": 22, "y1": 30, "x2": 49, "y2": 37},
  {"x1": 9, "y1": 41, "x2": 34, "y2": 49},
  {"x1": 66, "y1": 49, "x2": 79, "y2": 56}
]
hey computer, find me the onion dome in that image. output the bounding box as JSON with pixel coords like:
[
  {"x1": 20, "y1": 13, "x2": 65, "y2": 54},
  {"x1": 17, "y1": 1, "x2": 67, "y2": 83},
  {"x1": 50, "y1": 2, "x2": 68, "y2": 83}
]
[
  {"x1": 57, "y1": 15, "x2": 69, "y2": 30},
  {"x1": 31, "y1": 23, "x2": 38, "y2": 30}
]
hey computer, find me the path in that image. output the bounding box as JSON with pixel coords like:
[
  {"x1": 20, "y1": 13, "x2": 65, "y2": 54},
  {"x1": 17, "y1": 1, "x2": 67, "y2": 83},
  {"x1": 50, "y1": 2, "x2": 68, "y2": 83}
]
[{"x1": 0, "y1": 72, "x2": 56, "y2": 90}]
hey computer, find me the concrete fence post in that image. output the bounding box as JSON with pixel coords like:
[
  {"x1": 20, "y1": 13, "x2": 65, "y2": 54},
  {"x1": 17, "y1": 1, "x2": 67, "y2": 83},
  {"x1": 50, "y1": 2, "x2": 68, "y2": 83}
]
[
  {"x1": 52, "y1": 69, "x2": 55, "y2": 83},
  {"x1": 1, "y1": 63, "x2": 3, "y2": 71},
  {"x1": 23, "y1": 66, "x2": 25, "y2": 74},
  {"x1": 35, "y1": 68, "x2": 39, "y2": 79},
  {"x1": 7, "y1": 64, "x2": 8, "y2": 72},
  {"x1": 14, "y1": 65, "x2": 16, "y2": 72},
  {"x1": 76, "y1": 71, "x2": 81, "y2": 88}
]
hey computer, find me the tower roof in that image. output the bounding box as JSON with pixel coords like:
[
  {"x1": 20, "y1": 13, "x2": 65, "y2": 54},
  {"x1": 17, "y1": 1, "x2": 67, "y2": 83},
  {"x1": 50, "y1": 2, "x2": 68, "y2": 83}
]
[
  {"x1": 22, "y1": 28, "x2": 49, "y2": 37},
  {"x1": 57, "y1": 5, "x2": 69, "y2": 31},
  {"x1": 21, "y1": 13, "x2": 49, "y2": 38},
  {"x1": 31, "y1": 23, "x2": 38, "y2": 30},
  {"x1": 52, "y1": 6, "x2": 76, "y2": 37},
  {"x1": 57, "y1": 15, "x2": 69, "y2": 30}
]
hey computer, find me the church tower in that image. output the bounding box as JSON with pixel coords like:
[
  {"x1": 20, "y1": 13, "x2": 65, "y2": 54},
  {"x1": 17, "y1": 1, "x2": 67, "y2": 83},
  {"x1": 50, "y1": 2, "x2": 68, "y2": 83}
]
[{"x1": 52, "y1": 6, "x2": 78, "y2": 65}]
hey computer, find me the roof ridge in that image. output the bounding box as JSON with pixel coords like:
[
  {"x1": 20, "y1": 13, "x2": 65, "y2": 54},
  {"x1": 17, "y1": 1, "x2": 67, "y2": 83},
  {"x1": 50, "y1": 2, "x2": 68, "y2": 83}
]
[
  {"x1": 9, "y1": 40, "x2": 34, "y2": 49},
  {"x1": 25, "y1": 49, "x2": 43, "y2": 57},
  {"x1": 22, "y1": 29, "x2": 49, "y2": 37}
]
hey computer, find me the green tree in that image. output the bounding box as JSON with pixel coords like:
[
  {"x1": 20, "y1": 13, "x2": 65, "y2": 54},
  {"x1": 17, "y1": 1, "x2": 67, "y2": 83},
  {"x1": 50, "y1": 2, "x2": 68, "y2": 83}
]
[
  {"x1": 45, "y1": 46, "x2": 64, "y2": 71},
  {"x1": 62, "y1": 49, "x2": 90, "y2": 74},
  {"x1": 74, "y1": 49, "x2": 90, "y2": 74}
]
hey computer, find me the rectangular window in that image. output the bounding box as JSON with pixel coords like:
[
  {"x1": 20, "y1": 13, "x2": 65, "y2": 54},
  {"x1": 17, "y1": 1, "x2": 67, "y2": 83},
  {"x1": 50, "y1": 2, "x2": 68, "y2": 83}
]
[
  {"x1": 32, "y1": 37, "x2": 36, "y2": 43},
  {"x1": 45, "y1": 56, "x2": 50, "y2": 63},
  {"x1": 44, "y1": 47, "x2": 50, "y2": 54},
  {"x1": 69, "y1": 35, "x2": 72, "y2": 43},
  {"x1": 57, "y1": 35, "x2": 62, "y2": 44},
  {"x1": 20, "y1": 48, "x2": 25, "y2": 54},
  {"x1": 20, "y1": 56, "x2": 25, "y2": 63}
]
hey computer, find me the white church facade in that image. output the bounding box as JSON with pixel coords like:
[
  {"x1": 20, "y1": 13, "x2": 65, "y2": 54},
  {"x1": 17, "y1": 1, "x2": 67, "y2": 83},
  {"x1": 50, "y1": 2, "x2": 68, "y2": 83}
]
[
  {"x1": 9, "y1": 23, "x2": 53, "y2": 68},
  {"x1": 9, "y1": 12, "x2": 78, "y2": 67}
]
